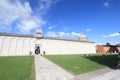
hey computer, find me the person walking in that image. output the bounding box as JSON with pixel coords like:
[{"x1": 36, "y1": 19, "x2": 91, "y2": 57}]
[
  {"x1": 35, "y1": 46, "x2": 40, "y2": 55},
  {"x1": 117, "y1": 52, "x2": 120, "y2": 68}
]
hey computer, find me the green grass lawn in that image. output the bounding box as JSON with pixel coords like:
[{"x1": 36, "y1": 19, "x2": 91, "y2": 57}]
[
  {"x1": 45, "y1": 54, "x2": 118, "y2": 75},
  {"x1": 0, "y1": 56, "x2": 34, "y2": 80}
]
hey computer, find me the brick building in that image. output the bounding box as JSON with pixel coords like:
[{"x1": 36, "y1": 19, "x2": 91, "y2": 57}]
[{"x1": 96, "y1": 44, "x2": 120, "y2": 53}]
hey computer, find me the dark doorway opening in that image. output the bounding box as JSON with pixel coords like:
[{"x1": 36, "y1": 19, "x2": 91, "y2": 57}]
[{"x1": 35, "y1": 44, "x2": 40, "y2": 55}]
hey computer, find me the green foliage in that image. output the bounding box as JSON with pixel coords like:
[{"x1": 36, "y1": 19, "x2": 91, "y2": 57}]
[
  {"x1": 0, "y1": 56, "x2": 34, "y2": 80},
  {"x1": 45, "y1": 54, "x2": 117, "y2": 75}
]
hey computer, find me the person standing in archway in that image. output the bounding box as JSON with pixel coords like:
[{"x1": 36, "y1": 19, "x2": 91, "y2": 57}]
[{"x1": 35, "y1": 46, "x2": 40, "y2": 55}]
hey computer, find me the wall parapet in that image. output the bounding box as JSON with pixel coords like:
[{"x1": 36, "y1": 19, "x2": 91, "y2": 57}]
[
  {"x1": 37, "y1": 36, "x2": 94, "y2": 43},
  {"x1": 0, "y1": 32, "x2": 34, "y2": 38}
]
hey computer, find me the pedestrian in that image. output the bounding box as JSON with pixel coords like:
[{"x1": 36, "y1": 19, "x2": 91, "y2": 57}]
[
  {"x1": 118, "y1": 52, "x2": 120, "y2": 60},
  {"x1": 117, "y1": 52, "x2": 120, "y2": 68},
  {"x1": 35, "y1": 46, "x2": 40, "y2": 55}
]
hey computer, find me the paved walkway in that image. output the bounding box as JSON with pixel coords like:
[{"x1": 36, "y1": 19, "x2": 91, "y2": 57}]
[
  {"x1": 89, "y1": 69, "x2": 120, "y2": 80},
  {"x1": 76, "y1": 67, "x2": 120, "y2": 80},
  {"x1": 76, "y1": 67, "x2": 112, "y2": 80},
  {"x1": 35, "y1": 55, "x2": 120, "y2": 80},
  {"x1": 34, "y1": 55, "x2": 75, "y2": 80}
]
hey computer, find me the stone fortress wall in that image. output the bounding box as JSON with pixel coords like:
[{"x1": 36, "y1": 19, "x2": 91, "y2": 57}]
[
  {"x1": 0, "y1": 35, "x2": 35, "y2": 56},
  {"x1": 36, "y1": 38, "x2": 96, "y2": 55},
  {"x1": 0, "y1": 30, "x2": 96, "y2": 56}
]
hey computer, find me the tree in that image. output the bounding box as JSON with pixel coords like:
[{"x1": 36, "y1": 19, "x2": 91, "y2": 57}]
[{"x1": 106, "y1": 42, "x2": 110, "y2": 46}]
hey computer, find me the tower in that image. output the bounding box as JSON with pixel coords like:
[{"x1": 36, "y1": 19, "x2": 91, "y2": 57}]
[
  {"x1": 36, "y1": 29, "x2": 42, "y2": 38},
  {"x1": 79, "y1": 34, "x2": 88, "y2": 41}
]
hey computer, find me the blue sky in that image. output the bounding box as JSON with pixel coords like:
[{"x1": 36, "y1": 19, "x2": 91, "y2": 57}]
[{"x1": 0, "y1": 0, "x2": 120, "y2": 45}]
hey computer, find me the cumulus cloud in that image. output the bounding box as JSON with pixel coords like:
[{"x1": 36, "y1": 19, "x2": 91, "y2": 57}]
[
  {"x1": 102, "y1": 32, "x2": 120, "y2": 38},
  {"x1": 58, "y1": 32, "x2": 65, "y2": 37},
  {"x1": 71, "y1": 32, "x2": 80, "y2": 36},
  {"x1": 46, "y1": 31, "x2": 57, "y2": 37},
  {"x1": 46, "y1": 31, "x2": 80, "y2": 38},
  {"x1": 17, "y1": 17, "x2": 45, "y2": 33},
  {"x1": 0, "y1": 0, "x2": 57, "y2": 33}
]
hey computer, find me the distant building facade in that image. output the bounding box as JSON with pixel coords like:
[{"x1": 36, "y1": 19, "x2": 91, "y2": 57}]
[
  {"x1": 96, "y1": 44, "x2": 120, "y2": 53},
  {"x1": 0, "y1": 29, "x2": 96, "y2": 56}
]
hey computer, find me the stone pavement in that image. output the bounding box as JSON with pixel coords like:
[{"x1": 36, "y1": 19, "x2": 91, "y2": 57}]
[
  {"x1": 76, "y1": 67, "x2": 113, "y2": 80},
  {"x1": 35, "y1": 54, "x2": 120, "y2": 80},
  {"x1": 89, "y1": 69, "x2": 120, "y2": 80},
  {"x1": 34, "y1": 55, "x2": 75, "y2": 80},
  {"x1": 76, "y1": 67, "x2": 120, "y2": 80}
]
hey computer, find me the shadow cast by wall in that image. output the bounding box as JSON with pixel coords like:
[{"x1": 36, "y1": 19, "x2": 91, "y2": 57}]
[{"x1": 84, "y1": 54, "x2": 118, "y2": 69}]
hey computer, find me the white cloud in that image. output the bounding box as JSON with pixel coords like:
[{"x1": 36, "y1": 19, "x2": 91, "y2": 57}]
[
  {"x1": 58, "y1": 32, "x2": 65, "y2": 37},
  {"x1": 109, "y1": 33, "x2": 120, "y2": 37},
  {"x1": 46, "y1": 31, "x2": 80, "y2": 38},
  {"x1": 66, "y1": 33, "x2": 70, "y2": 37},
  {"x1": 62, "y1": 26, "x2": 70, "y2": 31},
  {"x1": 17, "y1": 18, "x2": 45, "y2": 33},
  {"x1": 46, "y1": 31, "x2": 57, "y2": 37},
  {"x1": 86, "y1": 29, "x2": 91, "y2": 32},
  {"x1": 102, "y1": 32, "x2": 120, "y2": 38},
  {"x1": 48, "y1": 24, "x2": 57, "y2": 30},
  {"x1": 0, "y1": 0, "x2": 57, "y2": 33},
  {"x1": 36, "y1": 0, "x2": 59, "y2": 15},
  {"x1": 0, "y1": 0, "x2": 17, "y2": 25},
  {"x1": 71, "y1": 32, "x2": 80, "y2": 36},
  {"x1": 0, "y1": 0, "x2": 33, "y2": 24},
  {"x1": 103, "y1": 2, "x2": 109, "y2": 7}
]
